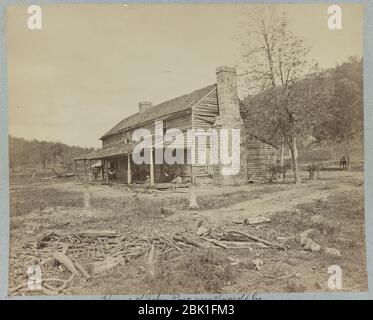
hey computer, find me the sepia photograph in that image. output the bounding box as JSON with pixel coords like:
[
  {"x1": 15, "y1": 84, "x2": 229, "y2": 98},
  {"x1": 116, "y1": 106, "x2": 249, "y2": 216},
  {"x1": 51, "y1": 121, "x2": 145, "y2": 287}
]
[{"x1": 5, "y1": 3, "x2": 367, "y2": 297}]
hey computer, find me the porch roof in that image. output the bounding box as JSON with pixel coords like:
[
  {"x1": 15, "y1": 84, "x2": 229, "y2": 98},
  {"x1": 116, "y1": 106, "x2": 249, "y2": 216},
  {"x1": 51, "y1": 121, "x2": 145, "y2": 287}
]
[
  {"x1": 74, "y1": 143, "x2": 135, "y2": 161},
  {"x1": 75, "y1": 132, "x2": 198, "y2": 161}
]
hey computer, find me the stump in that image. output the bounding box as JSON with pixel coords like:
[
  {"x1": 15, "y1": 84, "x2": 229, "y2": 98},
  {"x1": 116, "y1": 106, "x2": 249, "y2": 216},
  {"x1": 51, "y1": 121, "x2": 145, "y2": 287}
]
[
  {"x1": 188, "y1": 186, "x2": 199, "y2": 209},
  {"x1": 83, "y1": 186, "x2": 93, "y2": 217}
]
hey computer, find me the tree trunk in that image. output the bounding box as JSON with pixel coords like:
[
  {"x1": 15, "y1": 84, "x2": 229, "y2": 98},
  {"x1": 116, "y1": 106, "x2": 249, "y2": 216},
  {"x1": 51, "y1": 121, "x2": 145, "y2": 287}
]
[
  {"x1": 288, "y1": 137, "x2": 300, "y2": 184},
  {"x1": 280, "y1": 138, "x2": 285, "y2": 166},
  {"x1": 344, "y1": 140, "x2": 352, "y2": 170}
]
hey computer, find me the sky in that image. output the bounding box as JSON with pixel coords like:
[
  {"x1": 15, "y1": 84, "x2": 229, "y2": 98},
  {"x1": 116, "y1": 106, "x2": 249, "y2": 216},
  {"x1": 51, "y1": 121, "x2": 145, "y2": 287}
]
[{"x1": 6, "y1": 3, "x2": 363, "y2": 148}]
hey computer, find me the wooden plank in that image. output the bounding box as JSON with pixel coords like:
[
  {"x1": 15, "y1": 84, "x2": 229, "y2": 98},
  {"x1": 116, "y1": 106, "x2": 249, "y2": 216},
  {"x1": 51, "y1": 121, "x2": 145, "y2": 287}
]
[
  {"x1": 53, "y1": 252, "x2": 80, "y2": 276},
  {"x1": 194, "y1": 114, "x2": 215, "y2": 124}
]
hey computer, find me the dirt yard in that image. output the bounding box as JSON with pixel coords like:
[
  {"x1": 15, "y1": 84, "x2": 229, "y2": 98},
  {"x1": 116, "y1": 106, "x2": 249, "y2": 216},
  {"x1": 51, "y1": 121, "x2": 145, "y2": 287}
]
[{"x1": 8, "y1": 169, "x2": 368, "y2": 296}]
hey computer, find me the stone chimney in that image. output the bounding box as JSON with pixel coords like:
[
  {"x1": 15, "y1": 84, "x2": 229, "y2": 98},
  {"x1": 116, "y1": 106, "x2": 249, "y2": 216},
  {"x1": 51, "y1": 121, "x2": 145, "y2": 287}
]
[
  {"x1": 213, "y1": 66, "x2": 247, "y2": 186},
  {"x1": 139, "y1": 101, "x2": 152, "y2": 113},
  {"x1": 215, "y1": 66, "x2": 241, "y2": 121}
]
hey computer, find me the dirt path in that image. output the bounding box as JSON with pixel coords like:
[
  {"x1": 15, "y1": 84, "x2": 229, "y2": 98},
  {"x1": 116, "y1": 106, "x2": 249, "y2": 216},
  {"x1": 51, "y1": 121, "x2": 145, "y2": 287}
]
[{"x1": 168, "y1": 181, "x2": 357, "y2": 228}]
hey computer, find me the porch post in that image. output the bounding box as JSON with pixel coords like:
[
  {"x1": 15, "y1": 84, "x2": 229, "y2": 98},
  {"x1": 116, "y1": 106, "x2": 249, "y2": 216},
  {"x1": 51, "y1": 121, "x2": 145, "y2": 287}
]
[
  {"x1": 83, "y1": 159, "x2": 87, "y2": 182},
  {"x1": 127, "y1": 154, "x2": 132, "y2": 185},
  {"x1": 150, "y1": 148, "x2": 154, "y2": 186},
  {"x1": 190, "y1": 164, "x2": 196, "y2": 185},
  {"x1": 103, "y1": 159, "x2": 107, "y2": 182},
  {"x1": 74, "y1": 160, "x2": 78, "y2": 181},
  {"x1": 88, "y1": 160, "x2": 92, "y2": 182}
]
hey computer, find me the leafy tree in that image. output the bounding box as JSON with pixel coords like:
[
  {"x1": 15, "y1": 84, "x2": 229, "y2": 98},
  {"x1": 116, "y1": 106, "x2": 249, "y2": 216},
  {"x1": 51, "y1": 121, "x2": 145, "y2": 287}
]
[
  {"x1": 240, "y1": 7, "x2": 329, "y2": 183},
  {"x1": 313, "y1": 57, "x2": 363, "y2": 168},
  {"x1": 50, "y1": 143, "x2": 64, "y2": 168},
  {"x1": 39, "y1": 141, "x2": 51, "y2": 169},
  {"x1": 8, "y1": 136, "x2": 96, "y2": 172}
]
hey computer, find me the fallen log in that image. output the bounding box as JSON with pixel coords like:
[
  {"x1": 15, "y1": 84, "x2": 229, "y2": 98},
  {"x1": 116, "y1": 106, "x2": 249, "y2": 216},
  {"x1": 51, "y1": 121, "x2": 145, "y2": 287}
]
[
  {"x1": 53, "y1": 252, "x2": 80, "y2": 276},
  {"x1": 48, "y1": 167, "x2": 75, "y2": 178},
  {"x1": 73, "y1": 260, "x2": 91, "y2": 279},
  {"x1": 226, "y1": 230, "x2": 284, "y2": 250},
  {"x1": 147, "y1": 242, "x2": 157, "y2": 279},
  {"x1": 43, "y1": 274, "x2": 75, "y2": 293},
  {"x1": 77, "y1": 230, "x2": 117, "y2": 238},
  {"x1": 219, "y1": 240, "x2": 268, "y2": 249},
  {"x1": 200, "y1": 237, "x2": 229, "y2": 249},
  {"x1": 9, "y1": 283, "x2": 58, "y2": 296},
  {"x1": 8, "y1": 283, "x2": 30, "y2": 295},
  {"x1": 154, "y1": 236, "x2": 182, "y2": 251},
  {"x1": 173, "y1": 235, "x2": 210, "y2": 249},
  {"x1": 243, "y1": 216, "x2": 271, "y2": 225},
  {"x1": 88, "y1": 256, "x2": 124, "y2": 275},
  {"x1": 8, "y1": 275, "x2": 75, "y2": 295}
]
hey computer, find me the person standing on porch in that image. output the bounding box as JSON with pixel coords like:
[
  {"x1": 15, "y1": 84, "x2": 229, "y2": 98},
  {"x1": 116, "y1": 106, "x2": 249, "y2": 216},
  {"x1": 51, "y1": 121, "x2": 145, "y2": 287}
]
[{"x1": 108, "y1": 167, "x2": 116, "y2": 187}]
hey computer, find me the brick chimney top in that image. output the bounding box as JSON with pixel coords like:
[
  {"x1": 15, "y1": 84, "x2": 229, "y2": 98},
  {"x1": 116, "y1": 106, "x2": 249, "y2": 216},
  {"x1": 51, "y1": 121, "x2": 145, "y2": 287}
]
[
  {"x1": 139, "y1": 101, "x2": 152, "y2": 113},
  {"x1": 215, "y1": 66, "x2": 240, "y2": 121},
  {"x1": 216, "y1": 66, "x2": 236, "y2": 74}
]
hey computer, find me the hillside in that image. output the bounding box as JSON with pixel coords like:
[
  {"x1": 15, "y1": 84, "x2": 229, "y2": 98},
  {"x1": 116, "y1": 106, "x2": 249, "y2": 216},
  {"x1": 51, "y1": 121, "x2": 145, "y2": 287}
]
[{"x1": 9, "y1": 136, "x2": 96, "y2": 173}]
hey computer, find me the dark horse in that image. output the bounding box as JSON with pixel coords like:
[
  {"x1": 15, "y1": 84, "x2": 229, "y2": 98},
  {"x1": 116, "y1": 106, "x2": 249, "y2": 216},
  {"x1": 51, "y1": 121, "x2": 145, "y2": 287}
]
[{"x1": 340, "y1": 155, "x2": 348, "y2": 169}]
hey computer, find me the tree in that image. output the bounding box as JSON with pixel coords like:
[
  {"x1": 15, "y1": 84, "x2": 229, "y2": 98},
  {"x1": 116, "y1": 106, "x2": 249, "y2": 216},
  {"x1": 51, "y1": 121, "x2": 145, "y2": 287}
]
[
  {"x1": 240, "y1": 7, "x2": 329, "y2": 183},
  {"x1": 50, "y1": 143, "x2": 64, "y2": 168},
  {"x1": 313, "y1": 58, "x2": 363, "y2": 168},
  {"x1": 39, "y1": 141, "x2": 51, "y2": 169},
  {"x1": 8, "y1": 135, "x2": 97, "y2": 171}
]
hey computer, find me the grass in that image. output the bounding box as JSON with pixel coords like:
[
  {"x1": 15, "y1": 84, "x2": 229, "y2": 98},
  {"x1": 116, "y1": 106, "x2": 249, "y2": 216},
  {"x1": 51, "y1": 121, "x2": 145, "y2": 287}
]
[
  {"x1": 10, "y1": 188, "x2": 84, "y2": 216},
  {"x1": 196, "y1": 191, "x2": 255, "y2": 210},
  {"x1": 9, "y1": 183, "x2": 282, "y2": 220},
  {"x1": 145, "y1": 248, "x2": 235, "y2": 294},
  {"x1": 258, "y1": 188, "x2": 368, "y2": 291}
]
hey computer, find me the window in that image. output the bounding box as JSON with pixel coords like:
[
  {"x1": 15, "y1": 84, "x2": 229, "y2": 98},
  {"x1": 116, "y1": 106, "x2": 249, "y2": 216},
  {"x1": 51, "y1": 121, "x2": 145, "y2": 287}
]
[{"x1": 123, "y1": 131, "x2": 131, "y2": 144}]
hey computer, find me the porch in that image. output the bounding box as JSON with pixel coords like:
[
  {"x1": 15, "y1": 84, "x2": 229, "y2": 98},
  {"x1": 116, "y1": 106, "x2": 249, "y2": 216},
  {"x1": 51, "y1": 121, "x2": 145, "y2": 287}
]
[{"x1": 73, "y1": 143, "x2": 198, "y2": 187}]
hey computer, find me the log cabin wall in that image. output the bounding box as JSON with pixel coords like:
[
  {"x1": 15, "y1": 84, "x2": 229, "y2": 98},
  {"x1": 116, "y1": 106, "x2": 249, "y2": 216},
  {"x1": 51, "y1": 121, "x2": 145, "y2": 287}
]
[
  {"x1": 191, "y1": 87, "x2": 278, "y2": 181},
  {"x1": 246, "y1": 141, "x2": 277, "y2": 180},
  {"x1": 101, "y1": 110, "x2": 193, "y2": 149}
]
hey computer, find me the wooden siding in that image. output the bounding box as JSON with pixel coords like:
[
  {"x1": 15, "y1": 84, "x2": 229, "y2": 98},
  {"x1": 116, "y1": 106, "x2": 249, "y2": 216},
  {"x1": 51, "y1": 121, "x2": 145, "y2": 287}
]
[
  {"x1": 192, "y1": 87, "x2": 219, "y2": 130},
  {"x1": 246, "y1": 141, "x2": 277, "y2": 179}
]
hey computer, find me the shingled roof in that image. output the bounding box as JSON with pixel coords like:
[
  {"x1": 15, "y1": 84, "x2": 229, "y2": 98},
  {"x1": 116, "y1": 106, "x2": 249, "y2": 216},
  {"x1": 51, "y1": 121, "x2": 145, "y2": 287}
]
[{"x1": 101, "y1": 84, "x2": 217, "y2": 139}]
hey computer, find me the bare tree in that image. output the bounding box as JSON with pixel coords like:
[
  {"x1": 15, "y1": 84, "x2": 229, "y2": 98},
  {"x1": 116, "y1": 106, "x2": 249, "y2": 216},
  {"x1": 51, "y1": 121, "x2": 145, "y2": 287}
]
[{"x1": 240, "y1": 7, "x2": 328, "y2": 183}]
